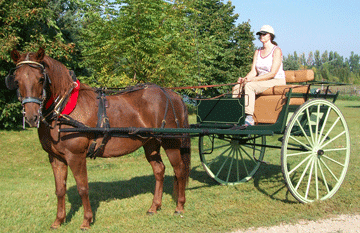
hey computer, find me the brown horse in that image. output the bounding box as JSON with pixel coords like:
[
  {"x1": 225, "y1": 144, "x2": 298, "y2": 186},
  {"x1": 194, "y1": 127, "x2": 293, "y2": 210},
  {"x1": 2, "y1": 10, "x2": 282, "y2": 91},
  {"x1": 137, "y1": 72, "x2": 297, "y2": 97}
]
[{"x1": 8, "y1": 48, "x2": 191, "y2": 229}]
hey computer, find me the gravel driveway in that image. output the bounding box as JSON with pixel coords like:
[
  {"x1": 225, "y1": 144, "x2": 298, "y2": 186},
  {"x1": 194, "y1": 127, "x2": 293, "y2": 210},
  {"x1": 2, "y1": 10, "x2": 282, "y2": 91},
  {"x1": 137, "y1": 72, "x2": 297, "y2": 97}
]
[{"x1": 234, "y1": 214, "x2": 360, "y2": 233}]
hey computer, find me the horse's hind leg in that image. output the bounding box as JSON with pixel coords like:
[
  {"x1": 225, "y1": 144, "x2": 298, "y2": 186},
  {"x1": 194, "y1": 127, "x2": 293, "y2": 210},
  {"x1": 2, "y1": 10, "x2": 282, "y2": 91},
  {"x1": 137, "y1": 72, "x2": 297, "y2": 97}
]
[
  {"x1": 49, "y1": 155, "x2": 68, "y2": 229},
  {"x1": 162, "y1": 138, "x2": 189, "y2": 214},
  {"x1": 144, "y1": 139, "x2": 164, "y2": 214}
]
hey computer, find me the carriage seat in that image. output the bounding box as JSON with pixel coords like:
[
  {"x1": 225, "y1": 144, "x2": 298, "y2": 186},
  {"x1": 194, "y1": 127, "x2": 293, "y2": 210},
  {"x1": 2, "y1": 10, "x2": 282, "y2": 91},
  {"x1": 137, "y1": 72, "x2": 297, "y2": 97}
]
[{"x1": 253, "y1": 70, "x2": 314, "y2": 124}]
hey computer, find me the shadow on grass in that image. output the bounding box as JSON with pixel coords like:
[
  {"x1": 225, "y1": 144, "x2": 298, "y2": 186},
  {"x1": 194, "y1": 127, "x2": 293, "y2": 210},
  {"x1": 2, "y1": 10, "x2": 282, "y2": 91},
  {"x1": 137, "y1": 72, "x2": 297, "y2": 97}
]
[
  {"x1": 190, "y1": 161, "x2": 298, "y2": 204},
  {"x1": 66, "y1": 174, "x2": 175, "y2": 225},
  {"x1": 252, "y1": 162, "x2": 298, "y2": 204},
  {"x1": 346, "y1": 105, "x2": 360, "y2": 108}
]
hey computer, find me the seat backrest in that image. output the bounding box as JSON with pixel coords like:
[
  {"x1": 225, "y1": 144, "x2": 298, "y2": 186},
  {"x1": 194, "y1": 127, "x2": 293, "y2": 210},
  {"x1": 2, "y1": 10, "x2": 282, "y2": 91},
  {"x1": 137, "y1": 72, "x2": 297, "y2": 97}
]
[{"x1": 285, "y1": 69, "x2": 314, "y2": 83}]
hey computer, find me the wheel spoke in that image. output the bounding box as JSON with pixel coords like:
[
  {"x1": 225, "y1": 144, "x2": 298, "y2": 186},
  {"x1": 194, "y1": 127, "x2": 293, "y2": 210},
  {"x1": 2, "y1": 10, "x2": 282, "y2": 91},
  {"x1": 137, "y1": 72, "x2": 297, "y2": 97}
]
[
  {"x1": 235, "y1": 148, "x2": 240, "y2": 182},
  {"x1": 315, "y1": 159, "x2": 319, "y2": 199},
  {"x1": 240, "y1": 146, "x2": 257, "y2": 164},
  {"x1": 305, "y1": 157, "x2": 316, "y2": 199},
  {"x1": 207, "y1": 145, "x2": 232, "y2": 167},
  {"x1": 215, "y1": 148, "x2": 233, "y2": 178},
  {"x1": 319, "y1": 157, "x2": 339, "y2": 182},
  {"x1": 288, "y1": 153, "x2": 313, "y2": 175},
  {"x1": 295, "y1": 118, "x2": 313, "y2": 147},
  {"x1": 286, "y1": 151, "x2": 312, "y2": 157},
  {"x1": 320, "y1": 130, "x2": 346, "y2": 150},
  {"x1": 318, "y1": 159, "x2": 330, "y2": 193},
  {"x1": 202, "y1": 143, "x2": 230, "y2": 153},
  {"x1": 317, "y1": 106, "x2": 332, "y2": 144},
  {"x1": 294, "y1": 155, "x2": 313, "y2": 191},
  {"x1": 239, "y1": 149, "x2": 249, "y2": 176},
  {"x1": 319, "y1": 117, "x2": 341, "y2": 145},
  {"x1": 322, "y1": 154, "x2": 345, "y2": 167},
  {"x1": 315, "y1": 104, "x2": 321, "y2": 143},
  {"x1": 306, "y1": 108, "x2": 315, "y2": 145},
  {"x1": 226, "y1": 149, "x2": 236, "y2": 183},
  {"x1": 289, "y1": 135, "x2": 312, "y2": 151}
]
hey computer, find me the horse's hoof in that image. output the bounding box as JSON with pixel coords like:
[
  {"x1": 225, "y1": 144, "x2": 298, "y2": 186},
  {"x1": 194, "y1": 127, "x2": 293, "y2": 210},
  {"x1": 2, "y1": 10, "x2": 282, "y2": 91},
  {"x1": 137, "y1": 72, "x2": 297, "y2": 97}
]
[
  {"x1": 80, "y1": 226, "x2": 90, "y2": 231},
  {"x1": 147, "y1": 211, "x2": 156, "y2": 216},
  {"x1": 174, "y1": 211, "x2": 184, "y2": 217},
  {"x1": 50, "y1": 224, "x2": 60, "y2": 230}
]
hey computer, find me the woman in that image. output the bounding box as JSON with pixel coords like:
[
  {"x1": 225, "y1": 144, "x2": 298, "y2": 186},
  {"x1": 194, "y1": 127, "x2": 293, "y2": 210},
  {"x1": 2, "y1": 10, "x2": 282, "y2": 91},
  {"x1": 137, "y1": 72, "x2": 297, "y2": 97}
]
[{"x1": 237, "y1": 25, "x2": 285, "y2": 126}]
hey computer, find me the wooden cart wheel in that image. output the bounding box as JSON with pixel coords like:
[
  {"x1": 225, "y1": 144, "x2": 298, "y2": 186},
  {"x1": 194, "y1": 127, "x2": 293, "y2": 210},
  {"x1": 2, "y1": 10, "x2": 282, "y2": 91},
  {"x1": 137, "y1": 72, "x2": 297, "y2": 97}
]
[
  {"x1": 199, "y1": 134, "x2": 266, "y2": 185},
  {"x1": 281, "y1": 99, "x2": 350, "y2": 203}
]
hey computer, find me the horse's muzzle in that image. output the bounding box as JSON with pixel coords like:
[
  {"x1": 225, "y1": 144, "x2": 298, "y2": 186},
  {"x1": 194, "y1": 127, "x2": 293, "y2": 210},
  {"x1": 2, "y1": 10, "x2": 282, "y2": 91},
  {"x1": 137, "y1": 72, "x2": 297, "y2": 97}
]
[{"x1": 22, "y1": 102, "x2": 42, "y2": 128}]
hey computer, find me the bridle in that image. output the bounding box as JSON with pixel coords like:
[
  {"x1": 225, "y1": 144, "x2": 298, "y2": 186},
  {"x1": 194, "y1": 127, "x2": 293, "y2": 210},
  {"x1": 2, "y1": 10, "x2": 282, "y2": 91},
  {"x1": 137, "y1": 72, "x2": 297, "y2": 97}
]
[{"x1": 7, "y1": 60, "x2": 50, "y2": 128}]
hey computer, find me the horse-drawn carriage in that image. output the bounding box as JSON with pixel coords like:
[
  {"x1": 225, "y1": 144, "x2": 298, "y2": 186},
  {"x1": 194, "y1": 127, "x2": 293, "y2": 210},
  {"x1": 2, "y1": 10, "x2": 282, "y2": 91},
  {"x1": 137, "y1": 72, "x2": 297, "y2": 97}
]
[{"x1": 5, "y1": 49, "x2": 350, "y2": 229}]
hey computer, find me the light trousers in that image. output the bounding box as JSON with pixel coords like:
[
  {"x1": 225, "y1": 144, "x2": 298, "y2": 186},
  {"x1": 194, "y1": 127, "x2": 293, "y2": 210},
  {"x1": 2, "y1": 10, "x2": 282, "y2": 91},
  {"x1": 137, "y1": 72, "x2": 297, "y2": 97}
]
[{"x1": 244, "y1": 78, "x2": 286, "y2": 115}]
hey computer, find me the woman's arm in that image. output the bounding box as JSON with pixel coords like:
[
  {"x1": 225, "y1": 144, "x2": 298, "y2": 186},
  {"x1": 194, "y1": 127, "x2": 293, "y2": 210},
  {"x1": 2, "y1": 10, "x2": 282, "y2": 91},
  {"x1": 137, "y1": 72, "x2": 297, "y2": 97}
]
[{"x1": 237, "y1": 50, "x2": 258, "y2": 83}]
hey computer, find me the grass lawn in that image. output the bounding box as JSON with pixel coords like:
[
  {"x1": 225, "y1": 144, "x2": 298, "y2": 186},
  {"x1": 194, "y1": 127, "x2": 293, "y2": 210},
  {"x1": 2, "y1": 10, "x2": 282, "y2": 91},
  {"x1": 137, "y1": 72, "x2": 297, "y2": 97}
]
[{"x1": 0, "y1": 100, "x2": 359, "y2": 232}]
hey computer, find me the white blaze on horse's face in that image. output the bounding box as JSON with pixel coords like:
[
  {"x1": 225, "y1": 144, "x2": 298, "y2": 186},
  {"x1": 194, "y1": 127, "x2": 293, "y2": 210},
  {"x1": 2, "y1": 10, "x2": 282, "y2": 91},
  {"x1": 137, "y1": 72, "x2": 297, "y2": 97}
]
[{"x1": 15, "y1": 64, "x2": 45, "y2": 127}]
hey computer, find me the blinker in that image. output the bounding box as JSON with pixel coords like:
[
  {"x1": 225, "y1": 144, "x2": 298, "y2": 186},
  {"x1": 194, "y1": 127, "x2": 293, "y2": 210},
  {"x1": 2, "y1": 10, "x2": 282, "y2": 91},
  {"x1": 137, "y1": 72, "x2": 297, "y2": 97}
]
[{"x1": 5, "y1": 73, "x2": 17, "y2": 90}]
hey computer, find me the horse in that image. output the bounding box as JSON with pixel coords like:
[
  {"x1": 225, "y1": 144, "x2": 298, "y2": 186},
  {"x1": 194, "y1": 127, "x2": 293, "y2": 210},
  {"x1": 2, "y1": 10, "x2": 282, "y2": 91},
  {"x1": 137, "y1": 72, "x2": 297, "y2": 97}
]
[{"x1": 7, "y1": 48, "x2": 191, "y2": 230}]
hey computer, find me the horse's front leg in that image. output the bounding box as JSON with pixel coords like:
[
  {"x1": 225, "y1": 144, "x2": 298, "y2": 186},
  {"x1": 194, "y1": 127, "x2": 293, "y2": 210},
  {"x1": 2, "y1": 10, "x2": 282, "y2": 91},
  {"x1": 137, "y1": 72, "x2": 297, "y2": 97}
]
[
  {"x1": 49, "y1": 155, "x2": 68, "y2": 229},
  {"x1": 68, "y1": 153, "x2": 93, "y2": 230}
]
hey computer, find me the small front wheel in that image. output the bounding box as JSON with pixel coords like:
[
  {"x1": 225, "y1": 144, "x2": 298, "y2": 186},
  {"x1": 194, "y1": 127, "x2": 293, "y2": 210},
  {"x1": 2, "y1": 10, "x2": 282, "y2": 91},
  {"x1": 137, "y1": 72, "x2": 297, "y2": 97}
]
[
  {"x1": 281, "y1": 99, "x2": 350, "y2": 203},
  {"x1": 199, "y1": 134, "x2": 266, "y2": 185}
]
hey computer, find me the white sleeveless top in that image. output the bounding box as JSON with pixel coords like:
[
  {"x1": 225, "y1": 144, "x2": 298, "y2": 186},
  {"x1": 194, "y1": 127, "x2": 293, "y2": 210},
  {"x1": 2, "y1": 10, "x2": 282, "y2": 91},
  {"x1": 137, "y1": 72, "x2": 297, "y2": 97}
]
[{"x1": 255, "y1": 46, "x2": 285, "y2": 79}]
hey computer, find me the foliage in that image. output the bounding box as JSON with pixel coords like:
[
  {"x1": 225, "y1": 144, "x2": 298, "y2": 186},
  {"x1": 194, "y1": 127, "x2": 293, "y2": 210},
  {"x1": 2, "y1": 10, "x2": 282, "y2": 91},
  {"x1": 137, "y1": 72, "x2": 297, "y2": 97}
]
[
  {"x1": 283, "y1": 50, "x2": 360, "y2": 84},
  {"x1": 182, "y1": 0, "x2": 255, "y2": 96},
  {"x1": 0, "y1": 0, "x2": 82, "y2": 128},
  {"x1": 78, "y1": 0, "x2": 255, "y2": 95},
  {"x1": 79, "y1": 0, "x2": 199, "y2": 88},
  {"x1": 0, "y1": 99, "x2": 22, "y2": 129}
]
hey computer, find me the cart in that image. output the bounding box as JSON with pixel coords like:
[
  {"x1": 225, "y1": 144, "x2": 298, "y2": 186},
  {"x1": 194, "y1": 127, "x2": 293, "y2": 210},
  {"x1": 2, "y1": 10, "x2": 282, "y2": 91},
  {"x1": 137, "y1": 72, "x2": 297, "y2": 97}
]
[{"x1": 60, "y1": 70, "x2": 350, "y2": 204}]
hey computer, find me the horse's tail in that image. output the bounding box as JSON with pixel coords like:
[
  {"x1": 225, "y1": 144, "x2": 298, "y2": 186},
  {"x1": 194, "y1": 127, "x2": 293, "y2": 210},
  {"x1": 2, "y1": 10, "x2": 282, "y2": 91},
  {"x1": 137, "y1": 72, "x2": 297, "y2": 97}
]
[{"x1": 180, "y1": 102, "x2": 191, "y2": 186}]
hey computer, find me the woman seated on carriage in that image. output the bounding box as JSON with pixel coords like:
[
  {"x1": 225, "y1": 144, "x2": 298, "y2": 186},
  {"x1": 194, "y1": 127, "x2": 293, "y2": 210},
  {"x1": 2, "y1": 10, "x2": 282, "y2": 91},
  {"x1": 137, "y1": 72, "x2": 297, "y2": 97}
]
[{"x1": 234, "y1": 25, "x2": 286, "y2": 127}]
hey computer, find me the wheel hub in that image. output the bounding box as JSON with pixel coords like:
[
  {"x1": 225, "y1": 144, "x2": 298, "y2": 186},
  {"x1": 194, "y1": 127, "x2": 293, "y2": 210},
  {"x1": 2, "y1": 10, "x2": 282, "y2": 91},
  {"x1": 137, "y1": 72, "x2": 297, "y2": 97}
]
[{"x1": 317, "y1": 149, "x2": 325, "y2": 156}]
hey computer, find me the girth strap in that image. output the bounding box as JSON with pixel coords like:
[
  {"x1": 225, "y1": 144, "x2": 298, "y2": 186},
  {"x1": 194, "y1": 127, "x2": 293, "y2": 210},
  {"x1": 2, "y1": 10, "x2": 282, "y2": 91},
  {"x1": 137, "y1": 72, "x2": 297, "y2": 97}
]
[{"x1": 86, "y1": 89, "x2": 110, "y2": 159}]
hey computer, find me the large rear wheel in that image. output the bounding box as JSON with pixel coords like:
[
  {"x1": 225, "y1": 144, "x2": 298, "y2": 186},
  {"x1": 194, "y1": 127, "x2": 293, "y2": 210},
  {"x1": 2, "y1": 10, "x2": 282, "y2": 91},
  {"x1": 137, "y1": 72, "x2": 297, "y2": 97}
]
[
  {"x1": 199, "y1": 134, "x2": 266, "y2": 185},
  {"x1": 281, "y1": 99, "x2": 350, "y2": 203}
]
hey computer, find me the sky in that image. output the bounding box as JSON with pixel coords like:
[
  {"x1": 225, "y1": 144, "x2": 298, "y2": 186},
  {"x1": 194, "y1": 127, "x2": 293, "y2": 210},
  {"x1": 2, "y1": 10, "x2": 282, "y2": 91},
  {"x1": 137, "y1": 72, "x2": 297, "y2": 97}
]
[{"x1": 226, "y1": 0, "x2": 360, "y2": 59}]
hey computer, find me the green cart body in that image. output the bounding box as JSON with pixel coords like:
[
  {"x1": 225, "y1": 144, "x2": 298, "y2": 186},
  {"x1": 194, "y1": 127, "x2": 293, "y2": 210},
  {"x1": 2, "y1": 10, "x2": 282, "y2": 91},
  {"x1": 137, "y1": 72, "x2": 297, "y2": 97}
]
[{"x1": 194, "y1": 70, "x2": 350, "y2": 203}]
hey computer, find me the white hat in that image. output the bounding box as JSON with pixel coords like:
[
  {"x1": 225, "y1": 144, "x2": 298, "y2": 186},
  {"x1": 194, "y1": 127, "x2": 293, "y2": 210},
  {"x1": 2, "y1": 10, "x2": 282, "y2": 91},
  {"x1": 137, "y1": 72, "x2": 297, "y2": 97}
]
[{"x1": 256, "y1": 25, "x2": 275, "y2": 36}]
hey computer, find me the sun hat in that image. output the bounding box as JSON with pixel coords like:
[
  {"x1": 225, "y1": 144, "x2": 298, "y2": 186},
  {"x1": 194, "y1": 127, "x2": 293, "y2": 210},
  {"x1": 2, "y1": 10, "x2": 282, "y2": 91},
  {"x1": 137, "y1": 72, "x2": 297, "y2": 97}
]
[{"x1": 256, "y1": 25, "x2": 275, "y2": 36}]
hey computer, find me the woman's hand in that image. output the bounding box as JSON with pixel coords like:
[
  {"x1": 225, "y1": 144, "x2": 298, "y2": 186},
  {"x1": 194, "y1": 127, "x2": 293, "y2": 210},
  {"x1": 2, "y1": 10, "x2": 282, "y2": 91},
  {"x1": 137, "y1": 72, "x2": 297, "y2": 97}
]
[{"x1": 237, "y1": 77, "x2": 250, "y2": 84}]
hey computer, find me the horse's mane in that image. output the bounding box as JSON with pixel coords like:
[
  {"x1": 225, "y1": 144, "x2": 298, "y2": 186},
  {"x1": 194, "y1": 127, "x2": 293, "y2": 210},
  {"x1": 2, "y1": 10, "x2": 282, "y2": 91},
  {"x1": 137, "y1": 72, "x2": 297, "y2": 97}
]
[{"x1": 41, "y1": 55, "x2": 74, "y2": 98}]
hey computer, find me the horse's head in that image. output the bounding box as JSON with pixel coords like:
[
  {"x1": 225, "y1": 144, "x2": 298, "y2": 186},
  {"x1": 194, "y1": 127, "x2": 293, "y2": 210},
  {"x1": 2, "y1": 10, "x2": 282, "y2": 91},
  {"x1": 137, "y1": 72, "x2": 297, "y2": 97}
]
[{"x1": 7, "y1": 48, "x2": 49, "y2": 127}]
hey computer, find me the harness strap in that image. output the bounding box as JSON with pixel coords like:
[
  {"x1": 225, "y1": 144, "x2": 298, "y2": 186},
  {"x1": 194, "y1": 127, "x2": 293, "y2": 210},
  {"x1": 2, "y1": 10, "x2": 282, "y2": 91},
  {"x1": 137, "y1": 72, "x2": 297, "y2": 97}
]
[
  {"x1": 159, "y1": 87, "x2": 180, "y2": 128},
  {"x1": 86, "y1": 90, "x2": 110, "y2": 159}
]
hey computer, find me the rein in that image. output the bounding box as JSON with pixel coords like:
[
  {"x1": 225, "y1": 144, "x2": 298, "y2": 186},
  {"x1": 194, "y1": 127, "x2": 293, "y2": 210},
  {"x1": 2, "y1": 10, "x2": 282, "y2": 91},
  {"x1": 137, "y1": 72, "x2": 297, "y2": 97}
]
[{"x1": 168, "y1": 82, "x2": 238, "y2": 90}]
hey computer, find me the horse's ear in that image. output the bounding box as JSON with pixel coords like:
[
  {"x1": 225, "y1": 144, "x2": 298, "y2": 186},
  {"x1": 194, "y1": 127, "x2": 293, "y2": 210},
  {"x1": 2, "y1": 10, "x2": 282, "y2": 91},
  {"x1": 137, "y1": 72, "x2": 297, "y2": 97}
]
[
  {"x1": 35, "y1": 48, "x2": 45, "y2": 62},
  {"x1": 10, "y1": 49, "x2": 21, "y2": 64}
]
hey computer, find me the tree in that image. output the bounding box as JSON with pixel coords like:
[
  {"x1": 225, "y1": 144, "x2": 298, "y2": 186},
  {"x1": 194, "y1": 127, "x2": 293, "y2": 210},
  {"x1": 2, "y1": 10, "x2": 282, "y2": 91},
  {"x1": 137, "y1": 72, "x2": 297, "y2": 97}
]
[
  {"x1": 79, "y1": 0, "x2": 199, "y2": 88},
  {"x1": 0, "y1": 0, "x2": 81, "y2": 128},
  {"x1": 183, "y1": 0, "x2": 255, "y2": 96},
  {"x1": 314, "y1": 50, "x2": 321, "y2": 68}
]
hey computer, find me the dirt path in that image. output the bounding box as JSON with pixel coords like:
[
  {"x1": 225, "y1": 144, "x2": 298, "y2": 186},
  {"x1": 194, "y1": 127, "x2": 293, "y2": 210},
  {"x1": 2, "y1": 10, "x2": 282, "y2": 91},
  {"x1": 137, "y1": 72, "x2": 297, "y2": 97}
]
[{"x1": 234, "y1": 214, "x2": 360, "y2": 233}]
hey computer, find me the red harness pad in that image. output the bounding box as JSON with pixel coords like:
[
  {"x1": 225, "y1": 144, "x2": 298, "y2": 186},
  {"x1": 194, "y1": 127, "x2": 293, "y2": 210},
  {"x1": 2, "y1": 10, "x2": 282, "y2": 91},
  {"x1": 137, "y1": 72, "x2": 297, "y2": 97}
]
[{"x1": 45, "y1": 80, "x2": 80, "y2": 115}]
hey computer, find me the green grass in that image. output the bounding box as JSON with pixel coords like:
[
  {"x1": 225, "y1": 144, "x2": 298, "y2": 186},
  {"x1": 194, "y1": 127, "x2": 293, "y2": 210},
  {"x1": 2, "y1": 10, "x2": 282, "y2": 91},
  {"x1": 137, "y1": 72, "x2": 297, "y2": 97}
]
[{"x1": 0, "y1": 100, "x2": 359, "y2": 232}]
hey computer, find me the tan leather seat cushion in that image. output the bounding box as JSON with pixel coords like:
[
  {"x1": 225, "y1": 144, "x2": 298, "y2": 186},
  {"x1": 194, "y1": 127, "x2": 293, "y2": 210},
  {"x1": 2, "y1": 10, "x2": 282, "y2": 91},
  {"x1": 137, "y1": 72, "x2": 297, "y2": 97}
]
[
  {"x1": 253, "y1": 70, "x2": 314, "y2": 124},
  {"x1": 284, "y1": 69, "x2": 314, "y2": 83}
]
